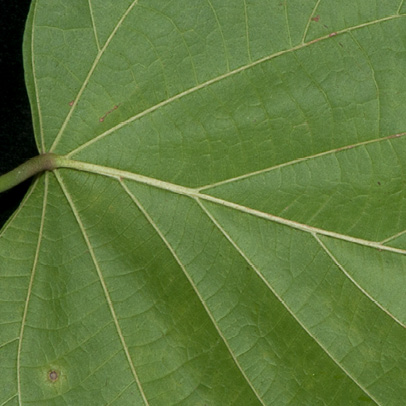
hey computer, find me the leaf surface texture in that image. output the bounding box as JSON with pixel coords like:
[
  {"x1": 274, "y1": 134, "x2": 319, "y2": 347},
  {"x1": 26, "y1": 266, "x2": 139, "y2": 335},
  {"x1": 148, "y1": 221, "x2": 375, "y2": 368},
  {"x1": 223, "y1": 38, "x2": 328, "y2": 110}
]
[{"x1": 1, "y1": 1, "x2": 406, "y2": 404}]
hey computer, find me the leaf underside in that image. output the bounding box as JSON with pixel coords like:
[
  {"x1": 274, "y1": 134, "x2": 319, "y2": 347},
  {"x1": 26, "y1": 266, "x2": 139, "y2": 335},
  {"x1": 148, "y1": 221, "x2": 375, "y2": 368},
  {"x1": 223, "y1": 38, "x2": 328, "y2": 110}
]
[{"x1": 1, "y1": 1, "x2": 406, "y2": 405}]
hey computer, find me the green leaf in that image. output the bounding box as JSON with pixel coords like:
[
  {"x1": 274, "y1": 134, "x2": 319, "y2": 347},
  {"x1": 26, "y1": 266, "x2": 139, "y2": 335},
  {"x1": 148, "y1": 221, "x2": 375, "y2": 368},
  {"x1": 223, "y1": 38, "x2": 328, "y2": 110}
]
[{"x1": 1, "y1": 0, "x2": 406, "y2": 404}]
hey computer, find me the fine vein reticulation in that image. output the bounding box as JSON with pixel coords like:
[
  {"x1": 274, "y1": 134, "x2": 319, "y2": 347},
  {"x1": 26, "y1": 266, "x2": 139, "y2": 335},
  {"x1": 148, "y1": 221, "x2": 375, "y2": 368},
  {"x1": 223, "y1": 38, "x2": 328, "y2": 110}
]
[
  {"x1": 16, "y1": 176, "x2": 48, "y2": 406},
  {"x1": 55, "y1": 12, "x2": 403, "y2": 157},
  {"x1": 49, "y1": 0, "x2": 140, "y2": 153},
  {"x1": 55, "y1": 171, "x2": 150, "y2": 406},
  {"x1": 2, "y1": 2, "x2": 406, "y2": 404},
  {"x1": 195, "y1": 199, "x2": 379, "y2": 403},
  {"x1": 121, "y1": 181, "x2": 267, "y2": 405}
]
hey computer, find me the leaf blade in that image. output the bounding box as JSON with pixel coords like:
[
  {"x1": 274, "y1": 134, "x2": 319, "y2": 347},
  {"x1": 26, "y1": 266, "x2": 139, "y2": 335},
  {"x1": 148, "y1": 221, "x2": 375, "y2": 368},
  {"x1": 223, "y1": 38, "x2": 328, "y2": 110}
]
[{"x1": 2, "y1": 1, "x2": 406, "y2": 404}]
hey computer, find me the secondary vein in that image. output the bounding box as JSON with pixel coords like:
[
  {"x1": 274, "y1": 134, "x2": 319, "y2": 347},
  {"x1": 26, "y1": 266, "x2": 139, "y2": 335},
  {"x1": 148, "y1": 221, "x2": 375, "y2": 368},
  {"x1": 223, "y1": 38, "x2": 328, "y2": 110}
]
[
  {"x1": 66, "y1": 13, "x2": 403, "y2": 158},
  {"x1": 50, "y1": 0, "x2": 140, "y2": 152},
  {"x1": 197, "y1": 199, "x2": 379, "y2": 404},
  {"x1": 120, "y1": 180, "x2": 266, "y2": 406},
  {"x1": 198, "y1": 132, "x2": 406, "y2": 191},
  {"x1": 313, "y1": 234, "x2": 406, "y2": 328}
]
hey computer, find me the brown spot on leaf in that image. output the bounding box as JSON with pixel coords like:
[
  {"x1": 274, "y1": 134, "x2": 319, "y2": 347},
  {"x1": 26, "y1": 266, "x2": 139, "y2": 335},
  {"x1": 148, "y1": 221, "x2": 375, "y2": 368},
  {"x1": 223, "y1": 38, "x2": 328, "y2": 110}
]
[
  {"x1": 311, "y1": 15, "x2": 320, "y2": 22},
  {"x1": 99, "y1": 104, "x2": 120, "y2": 123},
  {"x1": 388, "y1": 132, "x2": 404, "y2": 139},
  {"x1": 48, "y1": 370, "x2": 59, "y2": 382}
]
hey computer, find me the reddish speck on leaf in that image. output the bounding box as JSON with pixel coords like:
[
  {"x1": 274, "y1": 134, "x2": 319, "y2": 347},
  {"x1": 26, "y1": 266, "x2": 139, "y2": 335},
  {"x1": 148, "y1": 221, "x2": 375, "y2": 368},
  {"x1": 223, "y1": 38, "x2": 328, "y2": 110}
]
[
  {"x1": 99, "y1": 104, "x2": 120, "y2": 123},
  {"x1": 48, "y1": 370, "x2": 59, "y2": 382},
  {"x1": 329, "y1": 32, "x2": 337, "y2": 37},
  {"x1": 389, "y1": 132, "x2": 403, "y2": 138},
  {"x1": 69, "y1": 100, "x2": 75, "y2": 106},
  {"x1": 311, "y1": 15, "x2": 320, "y2": 22}
]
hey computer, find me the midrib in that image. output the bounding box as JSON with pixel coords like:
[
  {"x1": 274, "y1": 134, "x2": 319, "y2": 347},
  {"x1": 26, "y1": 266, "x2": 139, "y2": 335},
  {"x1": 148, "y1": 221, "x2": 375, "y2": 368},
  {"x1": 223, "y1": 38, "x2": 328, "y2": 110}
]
[{"x1": 54, "y1": 156, "x2": 406, "y2": 256}]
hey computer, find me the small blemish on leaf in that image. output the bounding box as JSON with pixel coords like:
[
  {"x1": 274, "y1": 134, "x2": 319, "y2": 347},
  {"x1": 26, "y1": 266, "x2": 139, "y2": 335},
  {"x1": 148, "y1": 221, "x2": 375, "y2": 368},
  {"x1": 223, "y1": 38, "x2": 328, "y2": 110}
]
[
  {"x1": 377, "y1": 181, "x2": 381, "y2": 186},
  {"x1": 388, "y1": 132, "x2": 403, "y2": 139},
  {"x1": 329, "y1": 32, "x2": 337, "y2": 37},
  {"x1": 48, "y1": 370, "x2": 59, "y2": 382},
  {"x1": 99, "y1": 104, "x2": 120, "y2": 122},
  {"x1": 311, "y1": 15, "x2": 320, "y2": 22},
  {"x1": 69, "y1": 100, "x2": 75, "y2": 106}
]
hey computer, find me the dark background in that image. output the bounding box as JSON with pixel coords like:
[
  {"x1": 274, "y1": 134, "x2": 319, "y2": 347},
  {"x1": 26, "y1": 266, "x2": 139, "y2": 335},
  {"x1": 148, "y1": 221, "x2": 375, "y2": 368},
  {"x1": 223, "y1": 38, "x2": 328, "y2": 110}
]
[{"x1": 0, "y1": 1, "x2": 37, "y2": 228}]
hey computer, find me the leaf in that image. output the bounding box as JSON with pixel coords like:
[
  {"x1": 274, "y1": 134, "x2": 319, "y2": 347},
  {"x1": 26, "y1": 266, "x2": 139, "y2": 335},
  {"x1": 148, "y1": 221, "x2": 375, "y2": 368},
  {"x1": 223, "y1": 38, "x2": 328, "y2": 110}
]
[{"x1": 1, "y1": 0, "x2": 406, "y2": 404}]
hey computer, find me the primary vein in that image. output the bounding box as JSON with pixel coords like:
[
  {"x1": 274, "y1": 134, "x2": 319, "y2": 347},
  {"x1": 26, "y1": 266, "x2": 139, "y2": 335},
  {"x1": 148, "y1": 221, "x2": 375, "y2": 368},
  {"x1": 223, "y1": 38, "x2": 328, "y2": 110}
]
[
  {"x1": 54, "y1": 156, "x2": 406, "y2": 256},
  {"x1": 55, "y1": 171, "x2": 150, "y2": 406},
  {"x1": 55, "y1": 171, "x2": 149, "y2": 405}
]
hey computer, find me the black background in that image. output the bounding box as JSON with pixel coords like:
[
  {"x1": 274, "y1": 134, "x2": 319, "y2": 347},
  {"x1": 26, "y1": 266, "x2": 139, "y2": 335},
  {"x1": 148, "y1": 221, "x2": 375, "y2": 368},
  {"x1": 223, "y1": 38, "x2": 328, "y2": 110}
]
[{"x1": 0, "y1": 1, "x2": 37, "y2": 228}]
